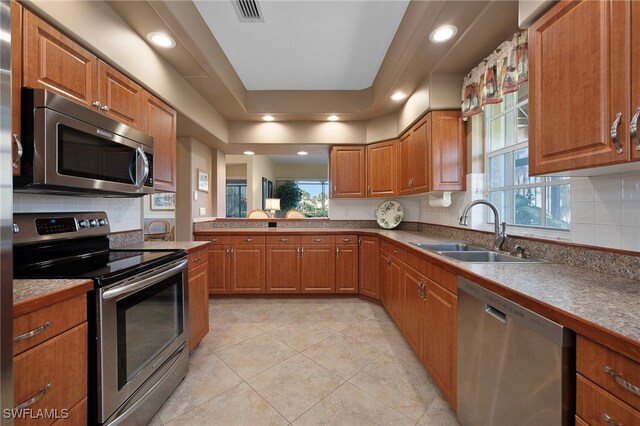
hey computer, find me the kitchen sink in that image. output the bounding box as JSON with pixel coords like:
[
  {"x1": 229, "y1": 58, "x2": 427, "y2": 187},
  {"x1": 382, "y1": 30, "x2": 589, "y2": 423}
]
[
  {"x1": 439, "y1": 251, "x2": 545, "y2": 263},
  {"x1": 411, "y1": 242, "x2": 488, "y2": 252}
]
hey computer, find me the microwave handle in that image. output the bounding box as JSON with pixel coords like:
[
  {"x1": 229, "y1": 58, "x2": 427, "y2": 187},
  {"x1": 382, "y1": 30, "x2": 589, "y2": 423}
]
[{"x1": 137, "y1": 147, "x2": 150, "y2": 188}]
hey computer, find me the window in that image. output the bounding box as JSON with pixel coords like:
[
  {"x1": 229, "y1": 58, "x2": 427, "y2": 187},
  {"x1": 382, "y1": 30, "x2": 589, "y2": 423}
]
[
  {"x1": 485, "y1": 83, "x2": 571, "y2": 230},
  {"x1": 275, "y1": 179, "x2": 329, "y2": 218},
  {"x1": 226, "y1": 180, "x2": 247, "y2": 218}
]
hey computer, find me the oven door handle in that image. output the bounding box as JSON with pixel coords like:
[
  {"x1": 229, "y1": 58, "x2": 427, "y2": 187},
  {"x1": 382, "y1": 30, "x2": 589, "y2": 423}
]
[{"x1": 102, "y1": 259, "x2": 187, "y2": 301}]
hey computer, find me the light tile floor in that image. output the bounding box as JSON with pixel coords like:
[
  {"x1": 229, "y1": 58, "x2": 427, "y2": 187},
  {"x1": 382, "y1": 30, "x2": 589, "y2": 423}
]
[{"x1": 150, "y1": 298, "x2": 460, "y2": 426}]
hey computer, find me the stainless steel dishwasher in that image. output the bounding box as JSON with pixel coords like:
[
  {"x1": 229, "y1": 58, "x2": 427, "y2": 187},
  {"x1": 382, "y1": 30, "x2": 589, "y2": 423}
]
[{"x1": 457, "y1": 276, "x2": 575, "y2": 426}]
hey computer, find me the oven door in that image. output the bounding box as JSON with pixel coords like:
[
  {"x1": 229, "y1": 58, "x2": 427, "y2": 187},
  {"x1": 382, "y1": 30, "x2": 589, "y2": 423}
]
[
  {"x1": 97, "y1": 258, "x2": 188, "y2": 424},
  {"x1": 34, "y1": 107, "x2": 153, "y2": 195}
]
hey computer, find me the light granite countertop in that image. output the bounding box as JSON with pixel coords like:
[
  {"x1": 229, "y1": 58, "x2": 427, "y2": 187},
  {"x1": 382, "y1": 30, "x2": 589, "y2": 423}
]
[
  {"x1": 119, "y1": 240, "x2": 211, "y2": 254},
  {"x1": 197, "y1": 228, "x2": 640, "y2": 350},
  {"x1": 13, "y1": 279, "x2": 93, "y2": 306}
]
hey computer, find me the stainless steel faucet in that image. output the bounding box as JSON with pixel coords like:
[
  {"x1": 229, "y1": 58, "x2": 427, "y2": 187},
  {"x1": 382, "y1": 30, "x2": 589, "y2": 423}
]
[{"x1": 459, "y1": 199, "x2": 507, "y2": 251}]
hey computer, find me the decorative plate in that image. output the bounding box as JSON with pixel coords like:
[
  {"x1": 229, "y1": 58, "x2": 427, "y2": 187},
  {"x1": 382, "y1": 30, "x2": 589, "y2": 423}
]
[{"x1": 375, "y1": 200, "x2": 404, "y2": 229}]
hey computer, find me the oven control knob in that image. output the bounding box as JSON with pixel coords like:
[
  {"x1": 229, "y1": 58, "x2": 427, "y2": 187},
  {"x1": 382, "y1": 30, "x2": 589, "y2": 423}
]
[
  {"x1": 98, "y1": 219, "x2": 107, "y2": 226},
  {"x1": 89, "y1": 219, "x2": 98, "y2": 227},
  {"x1": 79, "y1": 219, "x2": 90, "y2": 228}
]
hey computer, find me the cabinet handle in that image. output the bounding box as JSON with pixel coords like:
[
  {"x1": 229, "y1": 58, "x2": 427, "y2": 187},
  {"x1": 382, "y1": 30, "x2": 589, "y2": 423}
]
[
  {"x1": 602, "y1": 413, "x2": 619, "y2": 426},
  {"x1": 14, "y1": 321, "x2": 51, "y2": 341},
  {"x1": 333, "y1": 184, "x2": 337, "y2": 193},
  {"x1": 610, "y1": 112, "x2": 624, "y2": 154},
  {"x1": 630, "y1": 106, "x2": 640, "y2": 151},
  {"x1": 342, "y1": 238, "x2": 351, "y2": 242},
  {"x1": 244, "y1": 238, "x2": 253, "y2": 242},
  {"x1": 15, "y1": 383, "x2": 52, "y2": 410},
  {"x1": 12, "y1": 134, "x2": 23, "y2": 169},
  {"x1": 230, "y1": 247, "x2": 234, "y2": 255},
  {"x1": 603, "y1": 365, "x2": 640, "y2": 396},
  {"x1": 367, "y1": 185, "x2": 371, "y2": 195},
  {"x1": 336, "y1": 247, "x2": 340, "y2": 258},
  {"x1": 92, "y1": 100, "x2": 102, "y2": 108},
  {"x1": 192, "y1": 257, "x2": 201, "y2": 263},
  {"x1": 301, "y1": 247, "x2": 304, "y2": 257},
  {"x1": 358, "y1": 238, "x2": 362, "y2": 247},
  {"x1": 101, "y1": 105, "x2": 110, "y2": 112},
  {"x1": 279, "y1": 238, "x2": 288, "y2": 242},
  {"x1": 211, "y1": 238, "x2": 218, "y2": 242},
  {"x1": 386, "y1": 256, "x2": 391, "y2": 271},
  {"x1": 392, "y1": 249, "x2": 399, "y2": 255}
]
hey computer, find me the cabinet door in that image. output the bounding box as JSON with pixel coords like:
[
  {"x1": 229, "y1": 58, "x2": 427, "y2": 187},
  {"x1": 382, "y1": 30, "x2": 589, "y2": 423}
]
[
  {"x1": 402, "y1": 266, "x2": 424, "y2": 354},
  {"x1": 301, "y1": 246, "x2": 335, "y2": 293},
  {"x1": 388, "y1": 257, "x2": 403, "y2": 328},
  {"x1": 529, "y1": 0, "x2": 631, "y2": 174},
  {"x1": 379, "y1": 250, "x2": 391, "y2": 307},
  {"x1": 359, "y1": 236, "x2": 379, "y2": 299},
  {"x1": 425, "y1": 279, "x2": 457, "y2": 409},
  {"x1": 398, "y1": 132, "x2": 413, "y2": 195},
  {"x1": 98, "y1": 61, "x2": 145, "y2": 130},
  {"x1": 145, "y1": 94, "x2": 177, "y2": 192},
  {"x1": 336, "y1": 245, "x2": 358, "y2": 293},
  {"x1": 207, "y1": 246, "x2": 230, "y2": 294},
  {"x1": 411, "y1": 116, "x2": 431, "y2": 193},
  {"x1": 11, "y1": 0, "x2": 22, "y2": 176},
  {"x1": 23, "y1": 9, "x2": 98, "y2": 109},
  {"x1": 430, "y1": 111, "x2": 465, "y2": 191},
  {"x1": 230, "y1": 245, "x2": 265, "y2": 293},
  {"x1": 631, "y1": 1, "x2": 640, "y2": 162},
  {"x1": 188, "y1": 261, "x2": 209, "y2": 352},
  {"x1": 266, "y1": 245, "x2": 301, "y2": 293},
  {"x1": 366, "y1": 140, "x2": 398, "y2": 197},
  {"x1": 330, "y1": 146, "x2": 366, "y2": 198}
]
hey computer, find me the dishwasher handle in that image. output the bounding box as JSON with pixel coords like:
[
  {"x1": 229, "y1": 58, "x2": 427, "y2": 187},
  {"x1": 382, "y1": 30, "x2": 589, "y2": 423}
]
[{"x1": 484, "y1": 304, "x2": 506, "y2": 324}]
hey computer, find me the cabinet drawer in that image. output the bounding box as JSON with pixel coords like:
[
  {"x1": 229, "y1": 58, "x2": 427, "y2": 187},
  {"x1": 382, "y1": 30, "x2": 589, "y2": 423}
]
[
  {"x1": 337, "y1": 235, "x2": 358, "y2": 245},
  {"x1": 51, "y1": 397, "x2": 87, "y2": 426},
  {"x1": 266, "y1": 235, "x2": 301, "y2": 245},
  {"x1": 301, "y1": 235, "x2": 335, "y2": 245},
  {"x1": 14, "y1": 323, "x2": 87, "y2": 426},
  {"x1": 196, "y1": 235, "x2": 229, "y2": 245},
  {"x1": 577, "y1": 335, "x2": 640, "y2": 410},
  {"x1": 188, "y1": 249, "x2": 208, "y2": 270},
  {"x1": 380, "y1": 239, "x2": 403, "y2": 258},
  {"x1": 230, "y1": 235, "x2": 265, "y2": 245},
  {"x1": 13, "y1": 294, "x2": 86, "y2": 356},
  {"x1": 577, "y1": 374, "x2": 640, "y2": 426}
]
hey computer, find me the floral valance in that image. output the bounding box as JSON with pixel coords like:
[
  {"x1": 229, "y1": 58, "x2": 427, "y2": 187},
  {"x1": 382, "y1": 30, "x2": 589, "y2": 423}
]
[{"x1": 461, "y1": 30, "x2": 528, "y2": 119}]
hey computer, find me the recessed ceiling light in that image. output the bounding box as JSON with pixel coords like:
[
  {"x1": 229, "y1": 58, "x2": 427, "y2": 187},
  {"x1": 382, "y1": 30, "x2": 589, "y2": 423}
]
[
  {"x1": 297, "y1": 151, "x2": 308, "y2": 156},
  {"x1": 243, "y1": 151, "x2": 255, "y2": 155},
  {"x1": 429, "y1": 25, "x2": 458, "y2": 43},
  {"x1": 262, "y1": 115, "x2": 275, "y2": 121},
  {"x1": 327, "y1": 115, "x2": 339, "y2": 121},
  {"x1": 147, "y1": 32, "x2": 176, "y2": 48},
  {"x1": 390, "y1": 91, "x2": 407, "y2": 101}
]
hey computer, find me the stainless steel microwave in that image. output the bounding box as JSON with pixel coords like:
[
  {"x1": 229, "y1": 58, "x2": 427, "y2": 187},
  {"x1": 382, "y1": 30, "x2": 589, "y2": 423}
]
[{"x1": 14, "y1": 88, "x2": 154, "y2": 197}]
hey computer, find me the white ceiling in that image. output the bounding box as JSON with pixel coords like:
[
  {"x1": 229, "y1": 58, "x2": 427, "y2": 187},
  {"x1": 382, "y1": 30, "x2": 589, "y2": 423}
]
[{"x1": 194, "y1": 0, "x2": 409, "y2": 91}]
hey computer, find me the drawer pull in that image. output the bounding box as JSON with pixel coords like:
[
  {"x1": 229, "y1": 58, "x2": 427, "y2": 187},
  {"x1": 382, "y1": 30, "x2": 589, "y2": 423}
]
[
  {"x1": 603, "y1": 365, "x2": 640, "y2": 396},
  {"x1": 342, "y1": 238, "x2": 351, "y2": 242},
  {"x1": 393, "y1": 249, "x2": 399, "y2": 254},
  {"x1": 14, "y1": 321, "x2": 51, "y2": 341},
  {"x1": 192, "y1": 257, "x2": 201, "y2": 263},
  {"x1": 211, "y1": 238, "x2": 218, "y2": 242},
  {"x1": 602, "y1": 413, "x2": 619, "y2": 426},
  {"x1": 15, "y1": 383, "x2": 52, "y2": 410},
  {"x1": 244, "y1": 238, "x2": 253, "y2": 242},
  {"x1": 313, "y1": 238, "x2": 323, "y2": 242},
  {"x1": 280, "y1": 238, "x2": 289, "y2": 242}
]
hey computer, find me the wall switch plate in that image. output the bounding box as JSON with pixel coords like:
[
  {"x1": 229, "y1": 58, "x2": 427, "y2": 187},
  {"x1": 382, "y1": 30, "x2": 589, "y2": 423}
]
[
  {"x1": 199, "y1": 207, "x2": 206, "y2": 216},
  {"x1": 194, "y1": 191, "x2": 198, "y2": 201}
]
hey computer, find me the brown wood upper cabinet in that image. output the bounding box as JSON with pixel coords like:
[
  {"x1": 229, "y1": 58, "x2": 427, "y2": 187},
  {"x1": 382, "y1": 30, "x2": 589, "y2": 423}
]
[
  {"x1": 330, "y1": 146, "x2": 366, "y2": 198},
  {"x1": 529, "y1": 0, "x2": 639, "y2": 174},
  {"x1": 367, "y1": 139, "x2": 398, "y2": 197},
  {"x1": 144, "y1": 94, "x2": 177, "y2": 192},
  {"x1": 98, "y1": 60, "x2": 145, "y2": 130},
  {"x1": 399, "y1": 112, "x2": 466, "y2": 195}
]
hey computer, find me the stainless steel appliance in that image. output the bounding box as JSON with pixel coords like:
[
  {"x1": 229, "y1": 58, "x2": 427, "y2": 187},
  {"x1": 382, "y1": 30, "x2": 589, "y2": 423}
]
[
  {"x1": 13, "y1": 212, "x2": 188, "y2": 425},
  {"x1": 15, "y1": 88, "x2": 154, "y2": 197},
  {"x1": 457, "y1": 276, "x2": 575, "y2": 426},
  {"x1": 0, "y1": 0, "x2": 14, "y2": 423}
]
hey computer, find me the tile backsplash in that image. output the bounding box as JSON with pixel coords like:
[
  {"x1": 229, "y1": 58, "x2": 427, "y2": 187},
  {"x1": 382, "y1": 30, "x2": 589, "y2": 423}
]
[{"x1": 13, "y1": 194, "x2": 143, "y2": 233}]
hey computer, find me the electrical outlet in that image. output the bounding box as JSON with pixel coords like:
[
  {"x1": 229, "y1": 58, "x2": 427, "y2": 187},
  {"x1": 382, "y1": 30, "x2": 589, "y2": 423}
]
[
  {"x1": 199, "y1": 207, "x2": 206, "y2": 216},
  {"x1": 344, "y1": 208, "x2": 349, "y2": 217},
  {"x1": 193, "y1": 191, "x2": 198, "y2": 201}
]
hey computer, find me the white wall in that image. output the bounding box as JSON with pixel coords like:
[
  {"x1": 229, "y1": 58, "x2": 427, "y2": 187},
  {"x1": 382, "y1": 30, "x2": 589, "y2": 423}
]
[
  {"x1": 251, "y1": 156, "x2": 276, "y2": 211},
  {"x1": 13, "y1": 194, "x2": 143, "y2": 232},
  {"x1": 275, "y1": 164, "x2": 328, "y2": 180}
]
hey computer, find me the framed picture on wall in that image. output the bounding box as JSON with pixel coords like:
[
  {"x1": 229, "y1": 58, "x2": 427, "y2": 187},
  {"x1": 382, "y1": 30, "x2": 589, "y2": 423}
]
[
  {"x1": 150, "y1": 192, "x2": 176, "y2": 211},
  {"x1": 197, "y1": 169, "x2": 209, "y2": 192}
]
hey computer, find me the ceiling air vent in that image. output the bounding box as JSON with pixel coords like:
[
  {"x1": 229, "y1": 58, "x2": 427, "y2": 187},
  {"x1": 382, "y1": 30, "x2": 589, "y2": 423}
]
[{"x1": 233, "y1": 0, "x2": 264, "y2": 23}]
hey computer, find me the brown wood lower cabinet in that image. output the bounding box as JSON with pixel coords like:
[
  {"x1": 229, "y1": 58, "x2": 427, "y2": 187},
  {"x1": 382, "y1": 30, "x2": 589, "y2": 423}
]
[
  {"x1": 336, "y1": 243, "x2": 358, "y2": 293},
  {"x1": 188, "y1": 249, "x2": 209, "y2": 352},
  {"x1": 359, "y1": 236, "x2": 379, "y2": 299},
  {"x1": 266, "y1": 244, "x2": 301, "y2": 293},
  {"x1": 401, "y1": 265, "x2": 424, "y2": 354},
  {"x1": 301, "y1": 245, "x2": 335, "y2": 293},
  {"x1": 207, "y1": 244, "x2": 230, "y2": 294},
  {"x1": 230, "y1": 245, "x2": 265, "y2": 293},
  {"x1": 380, "y1": 249, "x2": 403, "y2": 327}
]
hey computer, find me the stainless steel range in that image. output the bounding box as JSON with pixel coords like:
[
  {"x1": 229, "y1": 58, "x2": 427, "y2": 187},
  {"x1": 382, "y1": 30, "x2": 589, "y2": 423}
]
[{"x1": 13, "y1": 212, "x2": 188, "y2": 425}]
